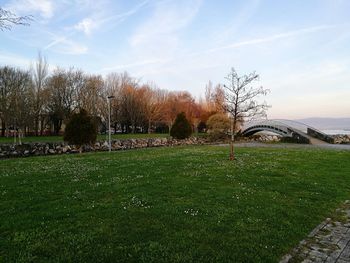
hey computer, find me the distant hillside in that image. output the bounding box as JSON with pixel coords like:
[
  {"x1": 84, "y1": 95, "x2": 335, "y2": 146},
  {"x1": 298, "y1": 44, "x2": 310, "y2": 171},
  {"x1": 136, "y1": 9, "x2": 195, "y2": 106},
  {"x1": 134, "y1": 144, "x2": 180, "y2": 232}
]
[{"x1": 294, "y1": 118, "x2": 350, "y2": 130}]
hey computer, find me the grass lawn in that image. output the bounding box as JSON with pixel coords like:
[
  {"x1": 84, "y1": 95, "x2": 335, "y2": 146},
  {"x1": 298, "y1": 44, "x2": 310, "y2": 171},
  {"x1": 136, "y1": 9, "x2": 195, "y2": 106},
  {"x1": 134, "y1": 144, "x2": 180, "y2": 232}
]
[
  {"x1": 1, "y1": 145, "x2": 350, "y2": 262},
  {"x1": 0, "y1": 133, "x2": 170, "y2": 144}
]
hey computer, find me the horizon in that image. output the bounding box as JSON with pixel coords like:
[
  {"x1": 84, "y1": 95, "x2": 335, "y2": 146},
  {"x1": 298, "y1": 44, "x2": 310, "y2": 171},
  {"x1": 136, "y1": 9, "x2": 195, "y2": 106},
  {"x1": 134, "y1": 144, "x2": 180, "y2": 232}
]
[{"x1": 1, "y1": 0, "x2": 350, "y2": 119}]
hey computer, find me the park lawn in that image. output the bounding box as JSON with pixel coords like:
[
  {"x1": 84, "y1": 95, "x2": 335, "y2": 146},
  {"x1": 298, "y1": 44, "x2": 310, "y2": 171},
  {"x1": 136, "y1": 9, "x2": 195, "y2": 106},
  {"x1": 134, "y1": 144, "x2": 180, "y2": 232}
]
[
  {"x1": 1, "y1": 145, "x2": 350, "y2": 262},
  {"x1": 0, "y1": 133, "x2": 170, "y2": 144}
]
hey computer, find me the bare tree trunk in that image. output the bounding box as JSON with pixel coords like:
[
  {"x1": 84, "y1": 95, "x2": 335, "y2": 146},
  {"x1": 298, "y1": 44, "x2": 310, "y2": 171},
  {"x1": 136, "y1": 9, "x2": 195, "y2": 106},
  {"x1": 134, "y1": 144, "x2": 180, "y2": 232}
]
[
  {"x1": 34, "y1": 117, "x2": 39, "y2": 136},
  {"x1": 40, "y1": 116, "x2": 44, "y2": 135},
  {"x1": 1, "y1": 121, "x2": 5, "y2": 137},
  {"x1": 18, "y1": 129, "x2": 22, "y2": 145},
  {"x1": 148, "y1": 119, "x2": 152, "y2": 134},
  {"x1": 194, "y1": 121, "x2": 199, "y2": 137},
  {"x1": 230, "y1": 118, "x2": 235, "y2": 160},
  {"x1": 168, "y1": 123, "x2": 172, "y2": 135},
  {"x1": 14, "y1": 128, "x2": 17, "y2": 144}
]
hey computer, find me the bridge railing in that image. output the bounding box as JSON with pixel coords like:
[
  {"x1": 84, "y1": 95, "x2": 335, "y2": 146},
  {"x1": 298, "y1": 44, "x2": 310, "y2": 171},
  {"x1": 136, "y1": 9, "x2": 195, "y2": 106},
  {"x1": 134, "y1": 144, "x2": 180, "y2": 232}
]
[
  {"x1": 243, "y1": 119, "x2": 294, "y2": 132},
  {"x1": 242, "y1": 119, "x2": 334, "y2": 143},
  {"x1": 243, "y1": 119, "x2": 327, "y2": 135}
]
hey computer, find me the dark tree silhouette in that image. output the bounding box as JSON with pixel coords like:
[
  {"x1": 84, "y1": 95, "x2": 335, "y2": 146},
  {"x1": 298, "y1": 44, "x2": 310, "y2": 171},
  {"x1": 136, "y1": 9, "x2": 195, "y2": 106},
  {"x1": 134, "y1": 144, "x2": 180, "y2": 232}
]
[
  {"x1": 0, "y1": 7, "x2": 33, "y2": 31},
  {"x1": 63, "y1": 109, "x2": 97, "y2": 147},
  {"x1": 170, "y1": 112, "x2": 192, "y2": 139}
]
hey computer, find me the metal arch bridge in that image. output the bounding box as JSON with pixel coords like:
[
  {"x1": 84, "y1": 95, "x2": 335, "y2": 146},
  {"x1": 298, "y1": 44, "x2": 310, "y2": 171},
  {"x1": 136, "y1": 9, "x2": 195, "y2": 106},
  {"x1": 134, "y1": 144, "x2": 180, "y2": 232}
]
[{"x1": 241, "y1": 119, "x2": 334, "y2": 144}]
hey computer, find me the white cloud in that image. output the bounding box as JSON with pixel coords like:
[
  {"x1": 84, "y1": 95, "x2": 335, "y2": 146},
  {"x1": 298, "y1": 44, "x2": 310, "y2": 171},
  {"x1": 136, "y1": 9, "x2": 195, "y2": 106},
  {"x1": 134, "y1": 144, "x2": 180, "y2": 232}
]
[
  {"x1": 5, "y1": 0, "x2": 54, "y2": 19},
  {"x1": 74, "y1": 18, "x2": 96, "y2": 35},
  {"x1": 72, "y1": 0, "x2": 150, "y2": 36},
  {"x1": 46, "y1": 1, "x2": 151, "y2": 54}
]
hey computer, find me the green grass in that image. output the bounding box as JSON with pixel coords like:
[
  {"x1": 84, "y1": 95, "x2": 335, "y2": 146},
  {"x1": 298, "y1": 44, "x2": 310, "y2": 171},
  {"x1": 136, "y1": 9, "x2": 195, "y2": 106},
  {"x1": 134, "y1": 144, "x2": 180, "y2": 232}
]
[
  {"x1": 0, "y1": 133, "x2": 170, "y2": 144},
  {"x1": 1, "y1": 145, "x2": 350, "y2": 262}
]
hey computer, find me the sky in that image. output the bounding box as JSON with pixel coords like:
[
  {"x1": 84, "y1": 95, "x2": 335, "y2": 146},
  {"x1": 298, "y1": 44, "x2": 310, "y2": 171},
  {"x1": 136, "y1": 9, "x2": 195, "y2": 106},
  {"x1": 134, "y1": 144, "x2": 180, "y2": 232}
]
[{"x1": 1, "y1": 0, "x2": 350, "y2": 119}]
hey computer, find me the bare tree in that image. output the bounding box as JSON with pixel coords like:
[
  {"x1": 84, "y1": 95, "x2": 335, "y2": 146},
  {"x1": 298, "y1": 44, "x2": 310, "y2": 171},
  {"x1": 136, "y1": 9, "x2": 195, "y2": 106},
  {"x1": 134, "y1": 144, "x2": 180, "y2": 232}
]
[
  {"x1": 103, "y1": 72, "x2": 121, "y2": 133},
  {"x1": 140, "y1": 83, "x2": 167, "y2": 134},
  {"x1": 0, "y1": 66, "x2": 32, "y2": 142},
  {"x1": 31, "y1": 52, "x2": 48, "y2": 135},
  {"x1": 77, "y1": 74, "x2": 104, "y2": 130},
  {"x1": 220, "y1": 67, "x2": 270, "y2": 160},
  {"x1": 0, "y1": 7, "x2": 33, "y2": 31},
  {"x1": 204, "y1": 81, "x2": 215, "y2": 112},
  {"x1": 46, "y1": 68, "x2": 82, "y2": 135}
]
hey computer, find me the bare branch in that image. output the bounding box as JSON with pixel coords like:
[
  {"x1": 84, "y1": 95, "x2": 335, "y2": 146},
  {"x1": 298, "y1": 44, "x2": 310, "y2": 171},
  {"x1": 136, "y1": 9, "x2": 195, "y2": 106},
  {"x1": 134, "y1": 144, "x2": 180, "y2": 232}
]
[
  {"x1": 221, "y1": 67, "x2": 270, "y2": 132},
  {"x1": 0, "y1": 7, "x2": 33, "y2": 31}
]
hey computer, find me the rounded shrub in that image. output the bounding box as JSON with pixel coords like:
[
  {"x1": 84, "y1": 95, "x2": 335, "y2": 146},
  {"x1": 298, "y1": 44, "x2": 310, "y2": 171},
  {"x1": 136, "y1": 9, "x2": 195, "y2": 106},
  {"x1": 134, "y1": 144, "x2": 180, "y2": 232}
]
[
  {"x1": 63, "y1": 109, "x2": 97, "y2": 146},
  {"x1": 206, "y1": 113, "x2": 231, "y2": 141},
  {"x1": 170, "y1": 112, "x2": 192, "y2": 139}
]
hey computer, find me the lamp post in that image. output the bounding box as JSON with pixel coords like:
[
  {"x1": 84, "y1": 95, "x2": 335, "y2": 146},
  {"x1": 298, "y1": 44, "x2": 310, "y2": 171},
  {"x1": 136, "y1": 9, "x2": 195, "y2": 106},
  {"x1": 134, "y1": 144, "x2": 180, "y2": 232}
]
[{"x1": 107, "y1": 95, "x2": 115, "y2": 152}]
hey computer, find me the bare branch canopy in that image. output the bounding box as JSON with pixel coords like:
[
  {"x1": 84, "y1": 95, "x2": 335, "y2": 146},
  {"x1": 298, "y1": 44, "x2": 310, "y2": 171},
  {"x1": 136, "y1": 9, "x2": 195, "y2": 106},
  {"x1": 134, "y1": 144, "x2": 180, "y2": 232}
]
[
  {"x1": 216, "y1": 67, "x2": 270, "y2": 160},
  {"x1": 0, "y1": 7, "x2": 33, "y2": 31}
]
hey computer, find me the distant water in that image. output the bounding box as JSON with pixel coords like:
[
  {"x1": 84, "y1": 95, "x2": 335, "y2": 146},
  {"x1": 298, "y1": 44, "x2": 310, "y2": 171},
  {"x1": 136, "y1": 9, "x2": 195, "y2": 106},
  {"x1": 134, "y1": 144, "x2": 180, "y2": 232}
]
[{"x1": 322, "y1": 130, "x2": 350, "y2": 135}]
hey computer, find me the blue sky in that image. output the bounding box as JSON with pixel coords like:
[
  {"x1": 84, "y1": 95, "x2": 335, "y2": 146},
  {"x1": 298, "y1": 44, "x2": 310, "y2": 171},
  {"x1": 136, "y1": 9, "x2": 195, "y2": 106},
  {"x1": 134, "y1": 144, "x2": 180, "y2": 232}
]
[{"x1": 1, "y1": 0, "x2": 350, "y2": 119}]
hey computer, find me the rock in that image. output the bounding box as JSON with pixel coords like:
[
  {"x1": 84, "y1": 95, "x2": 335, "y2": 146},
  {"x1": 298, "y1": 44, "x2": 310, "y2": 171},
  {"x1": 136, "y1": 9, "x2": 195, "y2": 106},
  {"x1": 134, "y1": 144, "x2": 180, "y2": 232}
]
[
  {"x1": 331, "y1": 134, "x2": 350, "y2": 144},
  {"x1": 62, "y1": 145, "x2": 71, "y2": 153},
  {"x1": 112, "y1": 140, "x2": 123, "y2": 150},
  {"x1": 101, "y1": 141, "x2": 109, "y2": 150},
  {"x1": 83, "y1": 144, "x2": 93, "y2": 152},
  {"x1": 10, "y1": 151, "x2": 18, "y2": 156},
  {"x1": 55, "y1": 146, "x2": 62, "y2": 153},
  {"x1": 152, "y1": 138, "x2": 162, "y2": 146}
]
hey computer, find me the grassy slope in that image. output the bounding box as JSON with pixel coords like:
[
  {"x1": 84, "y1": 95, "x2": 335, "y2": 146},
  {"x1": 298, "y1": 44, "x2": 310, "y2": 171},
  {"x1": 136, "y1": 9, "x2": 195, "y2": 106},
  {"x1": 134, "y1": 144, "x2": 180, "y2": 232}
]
[
  {"x1": 0, "y1": 133, "x2": 169, "y2": 144},
  {"x1": 1, "y1": 145, "x2": 350, "y2": 262}
]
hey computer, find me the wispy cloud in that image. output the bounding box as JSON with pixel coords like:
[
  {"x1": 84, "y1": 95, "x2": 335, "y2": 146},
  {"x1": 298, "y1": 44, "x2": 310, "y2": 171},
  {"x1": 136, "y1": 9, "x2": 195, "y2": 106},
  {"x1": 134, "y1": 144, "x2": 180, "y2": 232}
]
[
  {"x1": 99, "y1": 0, "x2": 150, "y2": 25},
  {"x1": 74, "y1": 0, "x2": 150, "y2": 36},
  {"x1": 103, "y1": 24, "x2": 337, "y2": 74},
  {"x1": 100, "y1": 58, "x2": 167, "y2": 73},
  {"x1": 212, "y1": 0, "x2": 262, "y2": 44},
  {"x1": 206, "y1": 25, "x2": 338, "y2": 53},
  {"x1": 5, "y1": 0, "x2": 54, "y2": 19},
  {"x1": 43, "y1": 31, "x2": 88, "y2": 55},
  {"x1": 47, "y1": 0, "x2": 150, "y2": 55},
  {"x1": 129, "y1": 0, "x2": 202, "y2": 58},
  {"x1": 99, "y1": 0, "x2": 202, "y2": 74}
]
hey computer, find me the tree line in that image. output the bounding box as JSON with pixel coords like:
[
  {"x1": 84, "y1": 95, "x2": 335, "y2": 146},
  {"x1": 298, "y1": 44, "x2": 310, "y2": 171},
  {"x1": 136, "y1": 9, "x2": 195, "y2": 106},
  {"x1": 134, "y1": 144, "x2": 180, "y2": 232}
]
[{"x1": 0, "y1": 54, "x2": 226, "y2": 137}]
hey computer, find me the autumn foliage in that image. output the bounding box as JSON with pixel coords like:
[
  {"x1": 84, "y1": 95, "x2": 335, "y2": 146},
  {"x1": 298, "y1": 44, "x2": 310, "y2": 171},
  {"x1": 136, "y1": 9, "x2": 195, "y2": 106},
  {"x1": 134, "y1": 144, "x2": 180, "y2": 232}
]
[{"x1": 1, "y1": 60, "x2": 227, "y2": 137}]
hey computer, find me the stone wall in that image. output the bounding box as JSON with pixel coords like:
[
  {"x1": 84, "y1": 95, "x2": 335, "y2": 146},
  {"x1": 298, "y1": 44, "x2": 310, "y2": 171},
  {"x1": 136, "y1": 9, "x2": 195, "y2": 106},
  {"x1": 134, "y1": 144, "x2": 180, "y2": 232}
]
[
  {"x1": 241, "y1": 134, "x2": 281, "y2": 143},
  {"x1": 0, "y1": 137, "x2": 206, "y2": 159},
  {"x1": 331, "y1": 134, "x2": 350, "y2": 144}
]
